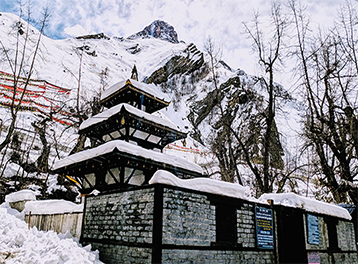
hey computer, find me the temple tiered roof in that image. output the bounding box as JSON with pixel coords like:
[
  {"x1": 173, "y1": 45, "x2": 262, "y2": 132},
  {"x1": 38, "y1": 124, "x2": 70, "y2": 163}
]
[
  {"x1": 55, "y1": 71, "x2": 204, "y2": 194},
  {"x1": 100, "y1": 79, "x2": 169, "y2": 113},
  {"x1": 79, "y1": 103, "x2": 186, "y2": 150},
  {"x1": 54, "y1": 140, "x2": 203, "y2": 192},
  {"x1": 54, "y1": 140, "x2": 202, "y2": 174}
]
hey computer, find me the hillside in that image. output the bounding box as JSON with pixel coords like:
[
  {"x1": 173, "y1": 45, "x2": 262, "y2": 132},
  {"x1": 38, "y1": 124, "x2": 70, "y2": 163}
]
[{"x1": 0, "y1": 12, "x2": 305, "y2": 201}]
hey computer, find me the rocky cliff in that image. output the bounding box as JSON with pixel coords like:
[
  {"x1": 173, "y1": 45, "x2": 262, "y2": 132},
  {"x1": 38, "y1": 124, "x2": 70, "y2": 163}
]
[{"x1": 128, "y1": 20, "x2": 179, "y2": 44}]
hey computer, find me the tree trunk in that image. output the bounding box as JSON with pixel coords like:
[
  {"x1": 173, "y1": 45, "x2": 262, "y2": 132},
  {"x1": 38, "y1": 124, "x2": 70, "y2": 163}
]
[
  {"x1": 70, "y1": 134, "x2": 86, "y2": 155},
  {"x1": 32, "y1": 121, "x2": 50, "y2": 173}
]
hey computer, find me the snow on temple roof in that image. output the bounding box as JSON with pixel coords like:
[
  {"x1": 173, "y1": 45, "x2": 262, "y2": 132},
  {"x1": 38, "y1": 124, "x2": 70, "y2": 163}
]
[
  {"x1": 53, "y1": 140, "x2": 202, "y2": 174},
  {"x1": 149, "y1": 170, "x2": 247, "y2": 200},
  {"x1": 79, "y1": 103, "x2": 180, "y2": 131},
  {"x1": 259, "y1": 193, "x2": 351, "y2": 220},
  {"x1": 101, "y1": 79, "x2": 167, "y2": 102},
  {"x1": 24, "y1": 200, "x2": 83, "y2": 215}
]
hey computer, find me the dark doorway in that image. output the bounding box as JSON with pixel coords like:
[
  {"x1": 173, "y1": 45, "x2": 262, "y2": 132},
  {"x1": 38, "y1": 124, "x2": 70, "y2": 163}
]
[
  {"x1": 325, "y1": 217, "x2": 339, "y2": 251},
  {"x1": 276, "y1": 206, "x2": 307, "y2": 263},
  {"x1": 215, "y1": 204, "x2": 237, "y2": 246}
]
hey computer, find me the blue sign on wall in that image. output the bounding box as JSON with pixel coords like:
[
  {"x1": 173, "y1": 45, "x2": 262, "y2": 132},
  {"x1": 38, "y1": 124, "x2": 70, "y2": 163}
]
[
  {"x1": 255, "y1": 207, "x2": 274, "y2": 249},
  {"x1": 307, "y1": 214, "x2": 320, "y2": 245}
]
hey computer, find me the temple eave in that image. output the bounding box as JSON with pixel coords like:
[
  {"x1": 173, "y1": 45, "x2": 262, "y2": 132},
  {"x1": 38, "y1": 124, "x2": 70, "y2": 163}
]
[
  {"x1": 54, "y1": 140, "x2": 203, "y2": 177},
  {"x1": 79, "y1": 107, "x2": 187, "y2": 147},
  {"x1": 100, "y1": 83, "x2": 170, "y2": 113}
]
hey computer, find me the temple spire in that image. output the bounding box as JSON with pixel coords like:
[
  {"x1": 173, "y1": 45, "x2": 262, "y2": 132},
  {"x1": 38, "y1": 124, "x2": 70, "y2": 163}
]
[{"x1": 130, "y1": 65, "x2": 138, "y2": 81}]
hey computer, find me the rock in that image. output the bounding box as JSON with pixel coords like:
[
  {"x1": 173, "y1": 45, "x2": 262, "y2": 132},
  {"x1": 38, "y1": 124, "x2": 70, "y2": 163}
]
[
  {"x1": 76, "y1": 33, "x2": 110, "y2": 40},
  {"x1": 128, "y1": 20, "x2": 179, "y2": 44},
  {"x1": 146, "y1": 44, "x2": 204, "y2": 84}
]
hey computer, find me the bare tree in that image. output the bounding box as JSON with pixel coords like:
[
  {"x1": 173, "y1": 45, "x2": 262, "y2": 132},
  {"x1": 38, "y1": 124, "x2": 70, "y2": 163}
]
[
  {"x1": 0, "y1": 3, "x2": 50, "y2": 153},
  {"x1": 62, "y1": 43, "x2": 88, "y2": 155},
  {"x1": 290, "y1": 0, "x2": 358, "y2": 204},
  {"x1": 240, "y1": 1, "x2": 288, "y2": 195},
  {"x1": 202, "y1": 37, "x2": 244, "y2": 184},
  {"x1": 190, "y1": 2, "x2": 290, "y2": 197}
]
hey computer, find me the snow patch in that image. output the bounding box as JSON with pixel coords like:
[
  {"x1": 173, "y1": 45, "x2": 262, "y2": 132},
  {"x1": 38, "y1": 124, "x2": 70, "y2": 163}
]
[
  {"x1": 89, "y1": 189, "x2": 100, "y2": 196},
  {"x1": 5, "y1": 190, "x2": 37, "y2": 203},
  {"x1": 0, "y1": 207, "x2": 102, "y2": 263},
  {"x1": 259, "y1": 193, "x2": 352, "y2": 220},
  {"x1": 0, "y1": 162, "x2": 26, "y2": 178},
  {"x1": 24, "y1": 200, "x2": 83, "y2": 215},
  {"x1": 149, "y1": 170, "x2": 247, "y2": 200},
  {"x1": 0, "y1": 202, "x2": 24, "y2": 219},
  {"x1": 46, "y1": 174, "x2": 67, "y2": 194}
]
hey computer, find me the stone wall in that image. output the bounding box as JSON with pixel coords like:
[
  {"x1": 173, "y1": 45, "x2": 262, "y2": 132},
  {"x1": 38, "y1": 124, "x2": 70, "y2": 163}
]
[
  {"x1": 90, "y1": 243, "x2": 152, "y2": 264},
  {"x1": 162, "y1": 188, "x2": 215, "y2": 246},
  {"x1": 303, "y1": 216, "x2": 357, "y2": 252},
  {"x1": 80, "y1": 185, "x2": 357, "y2": 264},
  {"x1": 337, "y1": 220, "x2": 356, "y2": 251},
  {"x1": 326, "y1": 220, "x2": 358, "y2": 264},
  {"x1": 81, "y1": 188, "x2": 155, "y2": 263},
  {"x1": 161, "y1": 187, "x2": 275, "y2": 263},
  {"x1": 318, "y1": 252, "x2": 358, "y2": 264},
  {"x1": 162, "y1": 249, "x2": 274, "y2": 264},
  {"x1": 237, "y1": 203, "x2": 256, "y2": 248},
  {"x1": 303, "y1": 214, "x2": 358, "y2": 264}
]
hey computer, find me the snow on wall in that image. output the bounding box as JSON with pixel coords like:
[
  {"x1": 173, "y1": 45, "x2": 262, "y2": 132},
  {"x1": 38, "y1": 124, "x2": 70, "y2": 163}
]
[
  {"x1": 79, "y1": 103, "x2": 180, "y2": 131},
  {"x1": 150, "y1": 171, "x2": 352, "y2": 221},
  {"x1": 24, "y1": 200, "x2": 83, "y2": 215},
  {"x1": 259, "y1": 193, "x2": 352, "y2": 220},
  {"x1": 149, "y1": 170, "x2": 247, "y2": 200},
  {"x1": 5, "y1": 190, "x2": 37, "y2": 203},
  {"x1": 53, "y1": 140, "x2": 203, "y2": 174},
  {"x1": 0, "y1": 207, "x2": 102, "y2": 263}
]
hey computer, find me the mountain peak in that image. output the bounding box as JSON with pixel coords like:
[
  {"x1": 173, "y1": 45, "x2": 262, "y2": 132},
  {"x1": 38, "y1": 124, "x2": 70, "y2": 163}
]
[{"x1": 128, "y1": 20, "x2": 179, "y2": 44}]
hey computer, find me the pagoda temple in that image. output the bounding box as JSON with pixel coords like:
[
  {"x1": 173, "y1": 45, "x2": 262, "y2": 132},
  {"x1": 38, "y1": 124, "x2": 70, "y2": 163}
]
[{"x1": 53, "y1": 68, "x2": 203, "y2": 194}]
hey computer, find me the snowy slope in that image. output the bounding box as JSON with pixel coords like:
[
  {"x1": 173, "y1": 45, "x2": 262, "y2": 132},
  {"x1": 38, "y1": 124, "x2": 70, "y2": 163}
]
[{"x1": 0, "y1": 13, "x2": 188, "y2": 102}]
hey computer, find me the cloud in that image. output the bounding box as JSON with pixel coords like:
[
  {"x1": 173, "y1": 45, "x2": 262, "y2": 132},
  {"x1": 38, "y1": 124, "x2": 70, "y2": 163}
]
[
  {"x1": 63, "y1": 24, "x2": 90, "y2": 37},
  {"x1": 0, "y1": 0, "x2": 343, "y2": 74}
]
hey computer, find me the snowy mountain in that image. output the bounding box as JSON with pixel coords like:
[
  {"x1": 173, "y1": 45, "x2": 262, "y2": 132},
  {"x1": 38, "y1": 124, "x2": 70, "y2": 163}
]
[
  {"x1": 0, "y1": 12, "x2": 303, "y2": 199},
  {"x1": 128, "y1": 20, "x2": 180, "y2": 44}
]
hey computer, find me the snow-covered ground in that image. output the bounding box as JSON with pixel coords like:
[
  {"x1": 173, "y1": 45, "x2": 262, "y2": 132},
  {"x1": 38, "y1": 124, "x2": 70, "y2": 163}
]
[{"x1": 0, "y1": 203, "x2": 103, "y2": 264}]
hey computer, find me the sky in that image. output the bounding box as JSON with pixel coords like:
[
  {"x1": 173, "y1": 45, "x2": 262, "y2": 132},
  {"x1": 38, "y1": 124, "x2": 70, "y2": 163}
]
[{"x1": 0, "y1": 0, "x2": 343, "y2": 86}]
